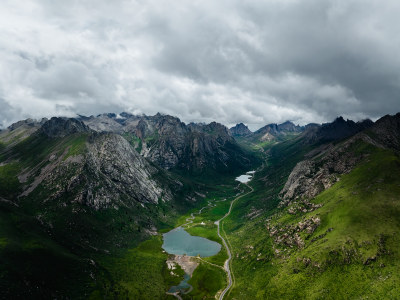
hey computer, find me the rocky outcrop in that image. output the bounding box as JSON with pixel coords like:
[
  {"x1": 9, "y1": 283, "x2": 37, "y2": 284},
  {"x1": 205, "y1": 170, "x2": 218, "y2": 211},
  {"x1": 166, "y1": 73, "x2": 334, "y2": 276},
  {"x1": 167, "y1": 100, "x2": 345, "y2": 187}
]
[
  {"x1": 267, "y1": 216, "x2": 321, "y2": 251},
  {"x1": 278, "y1": 117, "x2": 377, "y2": 204},
  {"x1": 230, "y1": 123, "x2": 253, "y2": 137},
  {"x1": 280, "y1": 134, "x2": 371, "y2": 204},
  {"x1": 40, "y1": 117, "x2": 90, "y2": 138}
]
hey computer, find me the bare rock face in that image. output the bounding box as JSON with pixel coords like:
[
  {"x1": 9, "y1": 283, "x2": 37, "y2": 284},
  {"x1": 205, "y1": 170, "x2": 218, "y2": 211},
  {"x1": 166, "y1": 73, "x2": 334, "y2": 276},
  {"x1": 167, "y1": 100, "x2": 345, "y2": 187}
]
[
  {"x1": 138, "y1": 114, "x2": 190, "y2": 170},
  {"x1": 85, "y1": 133, "x2": 171, "y2": 208},
  {"x1": 40, "y1": 117, "x2": 90, "y2": 138}
]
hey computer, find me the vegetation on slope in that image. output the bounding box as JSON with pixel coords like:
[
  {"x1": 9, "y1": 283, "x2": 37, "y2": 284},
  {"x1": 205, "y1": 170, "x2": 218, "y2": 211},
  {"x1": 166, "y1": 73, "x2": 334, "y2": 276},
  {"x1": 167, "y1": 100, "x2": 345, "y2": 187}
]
[
  {"x1": 225, "y1": 137, "x2": 400, "y2": 299},
  {"x1": 0, "y1": 121, "x2": 259, "y2": 299}
]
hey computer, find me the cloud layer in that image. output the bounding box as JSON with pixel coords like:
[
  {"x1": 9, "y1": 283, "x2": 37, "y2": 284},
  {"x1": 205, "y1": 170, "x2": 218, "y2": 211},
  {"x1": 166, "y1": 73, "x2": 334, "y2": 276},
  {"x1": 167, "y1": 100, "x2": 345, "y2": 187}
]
[{"x1": 1, "y1": 0, "x2": 400, "y2": 129}]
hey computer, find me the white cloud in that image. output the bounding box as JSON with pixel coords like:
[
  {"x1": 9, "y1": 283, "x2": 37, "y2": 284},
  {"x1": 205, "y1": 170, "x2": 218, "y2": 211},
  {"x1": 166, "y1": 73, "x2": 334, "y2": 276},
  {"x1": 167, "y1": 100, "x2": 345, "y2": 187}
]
[{"x1": 0, "y1": 0, "x2": 400, "y2": 129}]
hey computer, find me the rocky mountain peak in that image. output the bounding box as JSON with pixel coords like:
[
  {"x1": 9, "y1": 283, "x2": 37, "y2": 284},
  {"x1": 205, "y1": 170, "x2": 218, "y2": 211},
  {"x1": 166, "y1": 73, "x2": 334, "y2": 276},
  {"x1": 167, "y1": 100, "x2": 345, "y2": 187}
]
[
  {"x1": 204, "y1": 121, "x2": 230, "y2": 134},
  {"x1": 255, "y1": 121, "x2": 303, "y2": 136},
  {"x1": 119, "y1": 111, "x2": 134, "y2": 118},
  {"x1": 335, "y1": 116, "x2": 345, "y2": 123},
  {"x1": 230, "y1": 123, "x2": 252, "y2": 137},
  {"x1": 278, "y1": 121, "x2": 303, "y2": 132},
  {"x1": 40, "y1": 117, "x2": 90, "y2": 138},
  {"x1": 153, "y1": 114, "x2": 186, "y2": 133}
]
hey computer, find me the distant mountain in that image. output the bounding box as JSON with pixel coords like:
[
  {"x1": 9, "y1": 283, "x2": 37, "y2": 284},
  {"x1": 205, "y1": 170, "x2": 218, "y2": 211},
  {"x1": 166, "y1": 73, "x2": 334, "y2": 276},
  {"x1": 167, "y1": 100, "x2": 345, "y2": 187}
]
[
  {"x1": 229, "y1": 123, "x2": 253, "y2": 137},
  {"x1": 251, "y1": 121, "x2": 304, "y2": 141},
  {"x1": 302, "y1": 116, "x2": 373, "y2": 144}
]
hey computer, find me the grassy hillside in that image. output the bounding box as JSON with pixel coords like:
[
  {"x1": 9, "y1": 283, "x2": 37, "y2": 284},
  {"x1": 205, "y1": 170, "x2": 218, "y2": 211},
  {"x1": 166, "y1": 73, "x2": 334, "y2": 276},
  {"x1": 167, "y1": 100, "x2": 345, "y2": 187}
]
[
  {"x1": 2, "y1": 116, "x2": 399, "y2": 299},
  {"x1": 0, "y1": 126, "x2": 258, "y2": 299},
  {"x1": 0, "y1": 131, "x2": 200, "y2": 298},
  {"x1": 225, "y1": 140, "x2": 400, "y2": 299}
]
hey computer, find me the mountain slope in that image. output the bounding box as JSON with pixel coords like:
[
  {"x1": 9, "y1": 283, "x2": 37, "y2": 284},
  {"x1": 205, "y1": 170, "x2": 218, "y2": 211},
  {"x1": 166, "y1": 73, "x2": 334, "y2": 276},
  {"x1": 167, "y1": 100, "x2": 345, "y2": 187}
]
[
  {"x1": 263, "y1": 143, "x2": 400, "y2": 299},
  {"x1": 1, "y1": 112, "x2": 399, "y2": 299},
  {"x1": 0, "y1": 117, "x2": 204, "y2": 298},
  {"x1": 224, "y1": 113, "x2": 400, "y2": 299}
]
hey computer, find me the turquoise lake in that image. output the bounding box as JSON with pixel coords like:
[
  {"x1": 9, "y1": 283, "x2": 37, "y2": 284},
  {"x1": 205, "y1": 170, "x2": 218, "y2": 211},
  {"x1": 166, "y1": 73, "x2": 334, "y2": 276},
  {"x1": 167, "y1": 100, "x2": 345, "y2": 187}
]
[{"x1": 162, "y1": 227, "x2": 221, "y2": 257}]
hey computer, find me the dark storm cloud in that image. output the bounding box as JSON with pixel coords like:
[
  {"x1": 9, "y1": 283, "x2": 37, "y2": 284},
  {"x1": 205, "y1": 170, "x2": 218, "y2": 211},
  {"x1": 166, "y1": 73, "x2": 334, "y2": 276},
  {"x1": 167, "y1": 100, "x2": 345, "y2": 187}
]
[{"x1": 0, "y1": 0, "x2": 399, "y2": 129}]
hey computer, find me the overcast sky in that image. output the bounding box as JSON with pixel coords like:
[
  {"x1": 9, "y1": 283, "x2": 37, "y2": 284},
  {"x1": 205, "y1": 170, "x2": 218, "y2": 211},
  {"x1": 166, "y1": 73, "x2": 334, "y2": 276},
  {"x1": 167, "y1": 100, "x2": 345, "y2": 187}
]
[{"x1": 1, "y1": 0, "x2": 400, "y2": 130}]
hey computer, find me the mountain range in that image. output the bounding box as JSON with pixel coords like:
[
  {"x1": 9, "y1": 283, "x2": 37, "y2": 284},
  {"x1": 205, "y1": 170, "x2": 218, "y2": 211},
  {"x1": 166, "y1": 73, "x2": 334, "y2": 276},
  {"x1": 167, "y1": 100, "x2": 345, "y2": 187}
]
[{"x1": 0, "y1": 112, "x2": 399, "y2": 299}]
